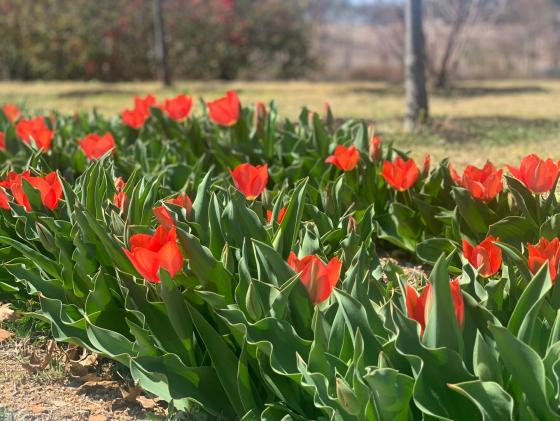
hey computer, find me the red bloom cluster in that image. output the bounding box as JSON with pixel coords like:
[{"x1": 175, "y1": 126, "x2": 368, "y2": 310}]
[
  {"x1": 507, "y1": 154, "x2": 559, "y2": 194},
  {"x1": 528, "y1": 237, "x2": 560, "y2": 282},
  {"x1": 450, "y1": 162, "x2": 503, "y2": 202},
  {"x1": 382, "y1": 156, "x2": 419, "y2": 191},
  {"x1": 0, "y1": 171, "x2": 62, "y2": 211},
  {"x1": 230, "y1": 163, "x2": 268, "y2": 200},
  {"x1": 15, "y1": 117, "x2": 55, "y2": 151},
  {"x1": 123, "y1": 226, "x2": 184, "y2": 283},
  {"x1": 2, "y1": 103, "x2": 21, "y2": 122},
  {"x1": 405, "y1": 278, "x2": 464, "y2": 335},
  {"x1": 121, "y1": 95, "x2": 157, "y2": 129},
  {"x1": 207, "y1": 91, "x2": 240, "y2": 126},
  {"x1": 153, "y1": 194, "x2": 193, "y2": 229},
  {"x1": 462, "y1": 236, "x2": 502, "y2": 277},
  {"x1": 325, "y1": 145, "x2": 360, "y2": 171},
  {"x1": 288, "y1": 252, "x2": 342, "y2": 304},
  {"x1": 78, "y1": 132, "x2": 116, "y2": 160}
]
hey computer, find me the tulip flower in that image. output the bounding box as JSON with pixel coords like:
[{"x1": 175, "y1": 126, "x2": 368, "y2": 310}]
[
  {"x1": 15, "y1": 117, "x2": 54, "y2": 151},
  {"x1": 230, "y1": 163, "x2": 268, "y2": 200},
  {"x1": 528, "y1": 237, "x2": 560, "y2": 282},
  {"x1": 0, "y1": 132, "x2": 5, "y2": 150},
  {"x1": 153, "y1": 194, "x2": 193, "y2": 229},
  {"x1": 369, "y1": 134, "x2": 382, "y2": 161},
  {"x1": 113, "y1": 177, "x2": 128, "y2": 211},
  {"x1": 161, "y1": 94, "x2": 193, "y2": 121},
  {"x1": 2, "y1": 104, "x2": 20, "y2": 122},
  {"x1": 381, "y1": 156, "x2": 419, "y2": 191},
  {"x1": 123, "y1": 226, "x2": 184, "y2": 283},
  {"x1": 78, "y1": 132, "x2": 116, "y2": 160},
  {"x1": 207, "y1": 90, "x2": 240, "y2": 126},
  {"x1": 121, "y1": 95, "x2": 156, "y2": 129},
  {"x1": 134, "y1": 95, "x2": 157, "y2": 116},
  {"x1": 0, "y1": 171, "x2": 62, "y2": 211},
  {"x1": 450, "y1": 162, "x2": 503, "y2": 202},
  {"x1": 405, "y1": 278, "x2": 464, "y2": 335},
  {"x1": 267, "y1": 207, "x2": 287, "y2": 224},
  {"x1": 288, "y1": 252, "x2": 342, "y2": 304},
  {"x1": 507, "y1": 154, "x2": 559, "y2": 193},
  {"x1": 325, "y1": 145, "x2": 360, "y2": 171},
  {"x1": 0, "y1": 187, "x2": 9, "y2": 210},
  {"x1": 462, "y1": 236, "x2": 502, "y2": 277}
]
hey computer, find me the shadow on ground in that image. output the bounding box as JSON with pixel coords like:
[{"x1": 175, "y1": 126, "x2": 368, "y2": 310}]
[{"x1": 436, "y1": 85, "x2": 549, "y2": 97}]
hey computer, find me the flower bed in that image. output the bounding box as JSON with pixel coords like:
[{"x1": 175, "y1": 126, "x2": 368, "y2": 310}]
[{"x1": 0, "y1": 94, "x2": 559, "y2": 419}]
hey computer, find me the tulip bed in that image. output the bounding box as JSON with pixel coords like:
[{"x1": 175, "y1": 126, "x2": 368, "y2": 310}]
[{"x1": 1, "y1": 92, "x2": 560, "y2": 420}]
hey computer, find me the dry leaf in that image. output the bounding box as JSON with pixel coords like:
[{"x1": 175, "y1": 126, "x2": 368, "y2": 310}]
[
  {"x1": 88, "y1": 415, "x2": 108, "y2": 421},
  {"x1": 77, "y1": 379, "x2": 119, "y2": 393},
  {"x1": 0, "y1": 328, "x2": 13, "y2": 342},
  {"x1": 0, "y1": 303, "x2": 17, "y2": 324},
  {"x1": 136, "y1": 395, "x2": 158, "y2": 409},
  {"x1": 120, "y1": 385, "x2": 143, "y2": 402}
]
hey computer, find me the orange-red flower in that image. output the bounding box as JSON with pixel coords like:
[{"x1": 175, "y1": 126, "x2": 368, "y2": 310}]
[
  {"x1": 369, "y1": 134, "x2": 382, "y2": 161},
  {"x1": 230, "y1": 163, "x2": 268, "y2": 200},
  {"x1": 450, "y1": 162, "x2": 503, "y2": 202},
  {"x1": 113, "y1": 177, "x2": 128, "y2": 211},
  {"x1": 528, "y1": 237, "x2": 560, "y2": 282},
  {"x1": 406, "y1": 278, "x2": 464, "y2": 335},
  {"x1": 507, "y1": 154, "x2": 559, "y2": 194},
  {"x1": 288, "y1": 252, "x2": 342, "y2": 304},
  {"x1": 325, "y1": 145, "x2": 360, "y2": 171},
  {"x1": 78, "y1": 132, "x2": 116, "y2": 160},
  {"x1": 15, "y1": 117, "x2": 54, "y2": 151},
  {"x1": 207, "y1": 91, "x2": 240, "y2": 126},
  {"x1": 0, "y1": 171, "x2": 62, "y2": 211},
  {"x1": 2, "y1": 104, "x2": 20, "y2": 122},
  {"x1": 267, "y1": 207, "x2": 287, "y2": 224},
  {"x1": 381, "y1": 156, "x2": 419, "y2": 191},
  {"x1": 123, "y1": 226, "x2": 184, "y2": 283},
  {"x1": 161, "y1": 94, "x2": 193, "y2": 121},
  {"x1": 462, "y1": 236, "x2": 502, "y2": 277},
  {"x1": 423, "y1": 153, "x2": 431, "y2": 176},
  {"x1": 121, "y1": 95, "x2": 157, "y2": 129},
  {"x1": 153, "y1": 194, "x2": 193, "y2": 229},
  {"x1": 134, "y1": 95, "x2": 157, "y2": 115},
  {"x1": 0, "y1": 132, "x2": 5, "y2": 150},
  {"x1": 0, "y1": 187, "x2": 9, "y2": 210}
]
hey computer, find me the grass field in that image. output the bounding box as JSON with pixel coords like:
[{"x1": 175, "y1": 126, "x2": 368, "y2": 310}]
[{"x1": 1, "y1": 79, "x2": 559, "y2": 167}]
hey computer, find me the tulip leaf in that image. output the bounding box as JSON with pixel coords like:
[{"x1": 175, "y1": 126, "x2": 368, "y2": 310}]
[
  {"x1": 447, "y1": 381, "x2": 514, "y2": 421},
  {"x1": 489, "y1": 324, "x2": 559, "y2": 420},
  {"x1": 364, "y1": 368, "x2": 414, "y2": 421}
]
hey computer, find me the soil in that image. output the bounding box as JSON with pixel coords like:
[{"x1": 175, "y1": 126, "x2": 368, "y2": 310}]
[{"x1": 0, "y1": 333, "x2": 167, "y2": 421}]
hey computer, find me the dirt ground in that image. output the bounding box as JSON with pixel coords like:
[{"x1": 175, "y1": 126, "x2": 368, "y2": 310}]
[{"x1": 0, "y1": 333, "x2": 166, "y2": 421}]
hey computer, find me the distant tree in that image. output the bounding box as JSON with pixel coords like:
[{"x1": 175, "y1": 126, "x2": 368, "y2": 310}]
[
  {"x1": 404, "y1": 0, "x2": 428, "y2": 131},
  {"x1": 152, "y1": 0, "x2": 171, "y2": 85}
]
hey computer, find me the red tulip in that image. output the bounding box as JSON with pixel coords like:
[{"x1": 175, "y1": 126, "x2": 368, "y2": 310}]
[
  {"x1": 423, "y1": 153, "x2": 431, "y2": 176},
  {"x1": 207, "y1": 91, "x2": 240, "y2": 126},
  {"x1": 462, "y1": 236, "x2": 502, "y2": 277},
  {"x1": 0, "y1": 171, "x2": 62, "y2": 211},
  {"x1": 2, "y1": 104, "x2": 20, "y2": 122},
  {"x1": 325, "y1": 145, "x2": 360, "y2": 172},
  {"x1": 0, "y1": 187, "x2": 9, "y2": 210},
  {"x1": 288, "y1": 251, "x2": 342, "y2": 304},
  {"x1": 78, "y1": 132, "x2": 116, "y2": 160},
  {"x1": 113, "y1": 177, "x2": 127, "y2": 211},
  {"x1": 406, "y1": 278, "x2": 464, "y2": 335},
  {"x1": 123, "y1": 226, "x2": 184, "y2": 283},
  {"x1": 121, "y1": 107, "x2": 148, "y2": 129},
  {"x1": 267, "y1": 207, "x2": 287, "y2": 224},
  {"x1": 0, "y1": 132, "x2": 5, "y2": 150},
  {"x1": 230, "y1": 163, "x2": 268, "y2": 200},
  {"x1": 382, "y1": 156, "x2": 419, "y2": 191},
  {"x1": 153, "y1": 194, "x2": 193, "y2": 229},
  {"x1": 161, "y1": 94, "x2": 193, "y2": 121},
  {"x1": 134, "y1": 94, "x2": 157, "y2": 116},
  {"x1": 450, "y1": 162, "x2": 503, "y2": 202},
  {"x1": 15, "y1": 117, "x2": 54, "y2": 151},
  {"x1": 507, "y1": 154, "x2": 559, "y2": 193},
  {"x1": 369, "y1": 134, "x2": 382, "y2": 161},
  {"x1": 528, "y1": 237, "x2": 560, "y2": 282}
]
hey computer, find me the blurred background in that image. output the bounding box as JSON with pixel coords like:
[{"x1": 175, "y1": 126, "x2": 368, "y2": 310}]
[{"x1": 1, "y1": 0, "x2": 559, "y2": 166}]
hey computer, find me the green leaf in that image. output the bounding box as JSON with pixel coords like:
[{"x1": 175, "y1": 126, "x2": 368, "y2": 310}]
[
  {"x1": 364, "y1": 367, "x2": 414, "y2": 421},
  {"x1": 272, "y1": 178, "x2": 308, "y2": 258},
  {"x1": 448, "y1": 381, "x2": 514, "y2": 421}
]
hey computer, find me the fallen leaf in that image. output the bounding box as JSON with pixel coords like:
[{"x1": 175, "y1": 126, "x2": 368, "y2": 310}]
[
  {"x1": 0, "y1": 328, "x2": 13, "y2": 342},
  {"x1": 77, "y1": 380, "x2": 119, "y2": 393},
  {"x1": 88, "y1": 415, "x2": 108, "y2": 421},
  {"x1": 137, "y1": 396, "x2": 158, "y2": 409},
  {"x1": 0, "y1": 303, "x2": 17, "y2": 323},
  {"x1": 120, "y1": 385, "x2": 143, "y2": 402}
]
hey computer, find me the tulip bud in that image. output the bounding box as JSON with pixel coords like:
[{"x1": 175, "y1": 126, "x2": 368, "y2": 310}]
[
  {"x1": 245, "y1": 282, "x2": 264, "y2": 321},
  {"x1": 423, "y1": 153, "x2": 431, "y2": 176},
  {"x1": 36, "y1": 223, "x2": 57, "y2": 252},
  {"x1": 323, "y1": 102, "x2": 334, "y2": 130},
  {"x1": 254, "y1": 101, "x2": 267, "y2": 138},
  {"x1": 347, "y1": 215, "x2": 357, "y2": 234},
  {"x1": 369, "y1": 134, "x2": 382, "y2": 161}
]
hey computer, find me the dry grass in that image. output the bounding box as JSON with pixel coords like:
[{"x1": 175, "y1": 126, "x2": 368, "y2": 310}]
[{"x1": 1, "y1": 79, "x2": 559, "y2": 167}]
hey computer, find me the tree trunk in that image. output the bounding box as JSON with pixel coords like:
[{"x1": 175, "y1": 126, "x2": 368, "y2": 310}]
[
  {"x1": 404, "y1": 0, "x2": 429, "y2": 131},
  {"x1": 153, "y1": 0, "x2": 171, "y2": 86}
]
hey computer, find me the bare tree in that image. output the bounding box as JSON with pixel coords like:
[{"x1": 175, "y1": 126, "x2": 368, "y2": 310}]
[
  {"x1": 404, "y1": 0, "x2": 428, "y2": 131},
  {"x1": 153, "y1": 0, "x2": 171, "y2": 86}
]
